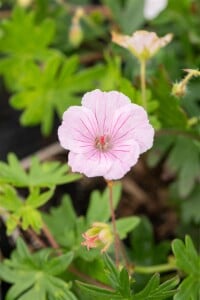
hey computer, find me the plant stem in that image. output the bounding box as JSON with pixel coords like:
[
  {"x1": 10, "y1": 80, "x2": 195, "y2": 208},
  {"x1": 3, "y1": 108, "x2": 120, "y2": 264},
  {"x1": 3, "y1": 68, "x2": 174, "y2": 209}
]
[
  {"x1": 107, "y1": 180, "x2": 120, "y2": 267},
  {"x1": 42, "y1": 223, "x2": 61, "y2": 254},
  {"x1": 134, "y1": 263, "x2": 177, "y2": 274},
  {"x1": 140, "y1": 59, "x2": 147, "y2": 109}
]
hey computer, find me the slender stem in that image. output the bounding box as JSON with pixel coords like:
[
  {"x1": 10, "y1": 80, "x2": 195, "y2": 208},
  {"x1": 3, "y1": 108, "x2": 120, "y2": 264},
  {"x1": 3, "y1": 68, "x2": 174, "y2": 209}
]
[
  {"x1": 134, "y1": 263, "x2": 177, "y2": 274},
  {"x1": 119, "y1": 239, "x2": 131, "y2": 271},
  {"x1": 107, "y1": 180, "x2": 120, "y2": 267},
  {"x1": 42, "y1": 223, "x2": 62, "y2": 255},
  {"x1": 180, "y1": 72, "x2": 194, "y2": 89},
  {"x1": 140, "y1": 59, "x2": 147, "y2": 110}
]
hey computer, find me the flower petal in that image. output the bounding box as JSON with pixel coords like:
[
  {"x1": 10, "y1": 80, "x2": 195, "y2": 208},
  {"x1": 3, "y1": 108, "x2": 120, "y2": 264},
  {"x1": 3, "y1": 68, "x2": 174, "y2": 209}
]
[
  {"x1": 81, "y1": 89, "x2": 131, "y2": 135},
  {"x1": 110, "y1": 103, "x2": 154, "y2": 153},
  {"x1": 144, "y1": 0, "x2": 168, "y2": 20},
  {"x1": 105, "y1": 140, "x2": 140, "y2": 180},
  {"x1": 58, "y1": 106, "x2": 98, "y2": 153},
  {"x1": 68, "y1": 151, "x2": 112, "y2": 178}
]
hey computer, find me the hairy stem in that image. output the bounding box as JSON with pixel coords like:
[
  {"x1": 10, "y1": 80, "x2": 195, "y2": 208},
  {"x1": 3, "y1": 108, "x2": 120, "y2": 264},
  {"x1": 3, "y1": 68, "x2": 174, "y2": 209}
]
[
  {"x1": 107, "y1": 180, "x2": 120, "y2": 267},
  {"x1": 140, "y1": 59, "x2": 147, "y2": 109}
]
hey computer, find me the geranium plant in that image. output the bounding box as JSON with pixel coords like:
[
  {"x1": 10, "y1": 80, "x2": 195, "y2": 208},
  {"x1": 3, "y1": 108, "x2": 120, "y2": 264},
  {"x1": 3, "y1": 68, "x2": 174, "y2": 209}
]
[{"x1": 0, "y1": 1, "x2": 200, "y2": 300}]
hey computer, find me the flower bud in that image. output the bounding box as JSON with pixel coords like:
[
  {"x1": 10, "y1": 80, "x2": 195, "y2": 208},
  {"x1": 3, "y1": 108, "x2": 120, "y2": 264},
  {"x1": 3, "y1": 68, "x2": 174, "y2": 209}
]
[
  {"x1": 69, "y1": 23, "x2": 83, "y2": 48},
  {"x1": 69, "y1": 8, "x2": 84, "y2": 47},
  {"x1": 172, "y1": 82, "x2": 186, "y2": 98},
  {"x1": 172, "y1": 69, "x2": 200, "y2": 98},
  {"x1": 81, "y1": 222, "x2": 113, "y2": 253}
]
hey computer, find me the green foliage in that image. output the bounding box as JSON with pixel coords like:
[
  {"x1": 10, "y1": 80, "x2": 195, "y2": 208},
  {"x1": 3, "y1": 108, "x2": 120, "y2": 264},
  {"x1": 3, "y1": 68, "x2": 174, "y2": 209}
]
[
  {"x1": 167, "y1": 136, "x2": 200, "y2": 198},
  {"x1": 0, "y1": 185, "x2": 54, "y2": 234},
  {"x1": 0, "y1": 153, "x2": 81, "y2": 189},
  {"x1": 172, "y1": 236, "x2": 200, "y2": 300},
  {"x1": 86, "y1": 183, "x2": 122, "y2": 224},
  {"x1": 181, "y1": 186, "x2": 200, "y2": 224},
  {"x1": 151, "y1": 73, "x2": 188, "y2": 130},
  {"x1": 0, "y1": 6, "x2": 56, "y2": 91},
  {"x1": 103, "y1": 0, "x2": 145, "y2": 34},
  {"x1": 134, "y1": 274, "x2": 179, "y2": 300},
  {"x1": 77, "y1": 254, "x2": 178, "y2": 300},
  {"x1": 10, "y1": 53, "x2": 105, "y2": 135},
  {"x1": 0, "y1": 238, "x2": 76, "y2": 300},
  {"x1": 116, "y1": 217, "x2": 140, "y2": 239},
  {"x1": 129, "y1": 217, "x2": 171, "y2": 266},
  {"x1": 76, "y1": 254, "x2": 132, "y2": 299},
  {"x1": 44, "y1": 184, "x2": 139, "y2": 260}
]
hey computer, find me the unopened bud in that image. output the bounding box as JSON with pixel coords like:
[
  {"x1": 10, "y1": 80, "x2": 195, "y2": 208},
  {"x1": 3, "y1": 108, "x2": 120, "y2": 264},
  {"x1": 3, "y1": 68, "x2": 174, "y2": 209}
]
[
  {"x1": 69, "y1": 7, "x2": 84, "y2": 47},
  {"x1": 69, "y1": 23, "x2": 83, "y2": 47},
  {"x1": 172, "y1": 82, "x2": 186, "y2": 98},
  {"x1": 172, "y1": 68, "x2": 200, "y2": 98},
  {"x1": 81, "y1": 222, "x2": 113, "y2": 253}
]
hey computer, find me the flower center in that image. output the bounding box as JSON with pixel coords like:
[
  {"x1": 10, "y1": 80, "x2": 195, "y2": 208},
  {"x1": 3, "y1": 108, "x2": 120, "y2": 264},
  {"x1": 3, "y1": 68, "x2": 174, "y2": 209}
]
[{"x1": 95, "y1": 135, "x2": 111, "y2": 151}]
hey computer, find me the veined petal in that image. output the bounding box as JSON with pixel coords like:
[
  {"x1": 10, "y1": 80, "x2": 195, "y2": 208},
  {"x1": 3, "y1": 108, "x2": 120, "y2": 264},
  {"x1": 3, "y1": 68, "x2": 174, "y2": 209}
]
[
  {"x1": 82, "y1": 89, "x2": 131, "y2": 135},
  {"x1": 110, "y1": 103, "x2": 154, "y2": 153},
  {"x1": 68, "y1": 151, "x2": 112, "y2": 178},
  {"x1": 105, "y1": 141, "x2": 140, "y2": 180},
  {"x1": 58, "y1": 106, "x2": 98, "y2": 153}
]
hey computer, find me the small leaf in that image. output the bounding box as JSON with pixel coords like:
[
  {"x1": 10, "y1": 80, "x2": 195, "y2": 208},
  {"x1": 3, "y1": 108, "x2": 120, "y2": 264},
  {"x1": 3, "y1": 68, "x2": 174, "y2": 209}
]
[
  {"x1": 0, "y1": 153, "x2": 81, "y2": 188},
  {"x1": 86, "y1": 183, "x2": 122, "y2": 224},
  {"x1": 76, "y1": 281, "x2": 122, "y2": 299},
  {"x1": 116, "y1": 216, "x2": 140, "y2": 239},
  {"x1": 134, "y1": 274, "x2": 178, "y2": 300},
  {"x1": 26, "y1": 187, "x2": 54, "y2": 208},
  {"x1": 172, "y1": 236, "x2": 200, "y2": 276},
  {"x1": 44, "y1": 252, "x2": 74, "y2": 276}
]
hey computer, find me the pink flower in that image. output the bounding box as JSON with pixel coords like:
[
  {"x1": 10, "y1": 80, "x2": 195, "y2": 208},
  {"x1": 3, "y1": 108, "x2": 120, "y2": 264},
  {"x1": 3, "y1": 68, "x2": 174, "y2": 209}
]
[
  {"x1": 58, "y1": 89, "x2": 154, "y2": 180},
  {"x1": 112, "y1": 30, "x2": 172, "y2": 61}
]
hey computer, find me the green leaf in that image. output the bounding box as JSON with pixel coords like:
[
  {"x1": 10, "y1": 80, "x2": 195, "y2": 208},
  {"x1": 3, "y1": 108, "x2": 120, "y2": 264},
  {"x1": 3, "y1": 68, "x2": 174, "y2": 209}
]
[
  {"x1": 103, "y1": 254, "x2": 120, "y2": 289},
  {"x1": 174, "y1": 275, "x2": 200, "y2": 300},
  {"x1": 86, "y1": 183, "x2": 122, "y2": 224},
  {"x1": 0, "y1": 240, "x2": 77, "y2": 300},
  {"x1": 151, "y1": 71, "x2": 188, "y2": 130},
  {"x1": 134, "y1": 274, "x2": 179, "y2": 300},
  {"x1": 129, "y1": 217, "x2": 171, "y2": 265},
  {"x1": 0, "y1": 6, "x2": 56, "y2": 91},
  {"x1": 0, "y1": 153, "x2": 81, "y2": 188},
  {"x1": 167, "y1": 137, "x2": 200, "y2": 197},
  {"x1": 103, "y1": 0, "x2": 145, "y2": 34},
  {"x1": 26, "y1": 187, "x2": 54, "y2": 208},
  {"x1": 119, "y1": 268, "x2": 131, "y2": 298},
  {"x1": 0, "y1": 184, "x2": 22, "y2": 212},
  {"x1": 76, "y1": 281, "x2": 122, "y2": 299},
  {"x1": 181, "y1": 186, "x2": 200, "y2": 224},
  {"x1": 77, "y1": 255, "x2": 133, "y2": 299},
  {"x1": 43, "y1": 195, "x2": 77, "y2": 248},
  {"x1": 172, "y1": 235, "x2": 200, "y2": 276},
  {"x1": 116, "y1": 216, "x2": 140, "y2": 239},
  {"x1": 0, "y1": 185, "x2": 54, "y2": 234},
  {"x1": 172, "y1": 236, "x2": 200, "y2": 300},
  {"x1": 44, "y1": 252, "x2": 74, "y2": 276},
  {"x1": 10, "y1": 53, "x2": 105, "y2": 135}
]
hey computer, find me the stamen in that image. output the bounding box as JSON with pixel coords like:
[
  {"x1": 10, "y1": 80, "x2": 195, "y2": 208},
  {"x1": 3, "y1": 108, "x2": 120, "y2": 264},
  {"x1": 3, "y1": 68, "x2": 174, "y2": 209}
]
[{"x1": 95, "y1": 135, "x2": 111, "y2": 151}]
